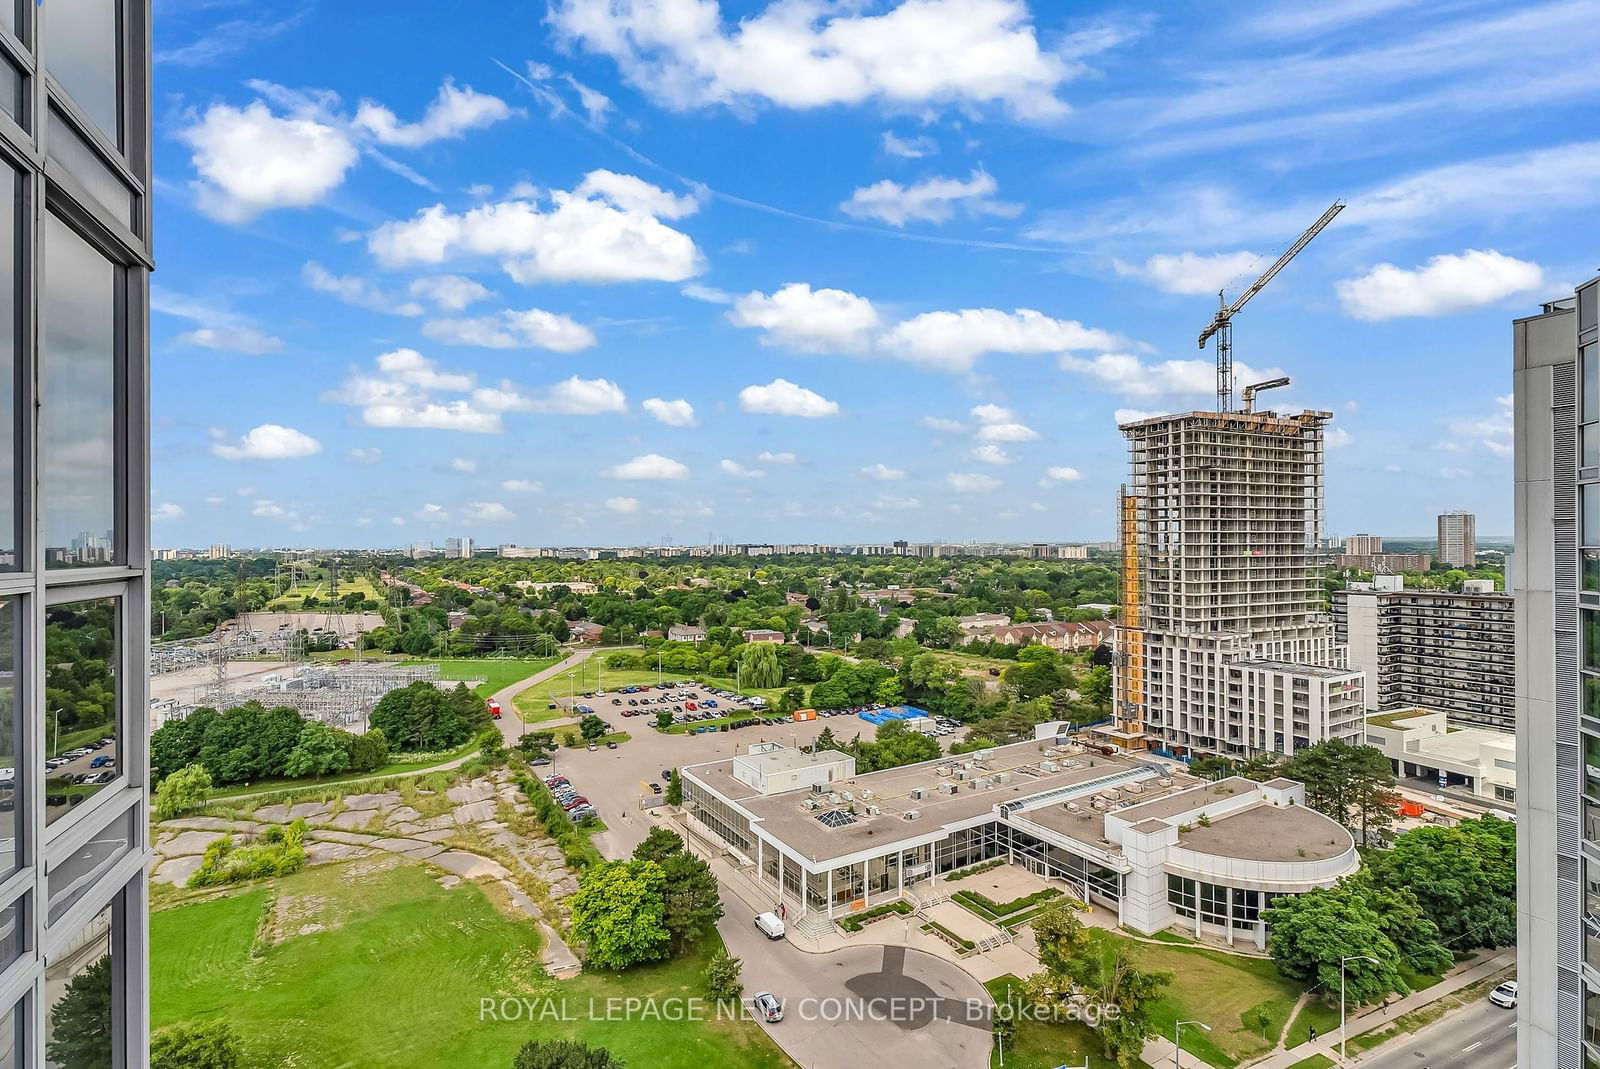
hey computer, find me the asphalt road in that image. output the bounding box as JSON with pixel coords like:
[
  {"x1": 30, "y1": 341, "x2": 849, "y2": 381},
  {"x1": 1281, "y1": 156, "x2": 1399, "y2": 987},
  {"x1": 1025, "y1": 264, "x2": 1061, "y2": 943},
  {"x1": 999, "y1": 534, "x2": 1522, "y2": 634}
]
[{"x1": 1360, "y1": 996, "x2": 1516, "y2": 1069}]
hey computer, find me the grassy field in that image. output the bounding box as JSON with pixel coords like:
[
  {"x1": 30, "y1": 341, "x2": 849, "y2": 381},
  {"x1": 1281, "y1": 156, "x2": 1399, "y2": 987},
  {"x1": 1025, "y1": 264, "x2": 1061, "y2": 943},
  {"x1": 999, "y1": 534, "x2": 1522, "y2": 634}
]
[
  {"x1": 267, "y1": 574, "x2": 381, "y2": 610},
  {"x1": 1285, "y1": 1055, "x2": 1334, "y2": 1069},
  {"x1": 985, "y1": 974, "x2": 1130, "y2": 1069},
  {"x1": 408, "y1": 656, "x2": 562, "y2": 698},
  {"x1": 205, "y1": 740, "x2": 480, "y2": 800},
  {"x1": 152, "y1": 859, "x2": 793, "y2": 1068},
  {"x1": 1090, "y1": 930, "x2": 1301, "y2": 1068}
]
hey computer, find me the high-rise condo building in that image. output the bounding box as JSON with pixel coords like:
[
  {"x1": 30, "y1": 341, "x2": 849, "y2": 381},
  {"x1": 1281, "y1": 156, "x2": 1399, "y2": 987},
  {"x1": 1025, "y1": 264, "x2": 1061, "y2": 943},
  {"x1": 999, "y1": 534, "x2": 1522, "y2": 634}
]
[
  {"x1": 1344, "y1": 533, "x2": 1384, "y2": 555},
  {"x1": 0, "y1": 1, "x2": 154, "y2": 1063},
  {"x1": 1437, "y1": 509, "x2": 1477, "y2": 566},
  {"x1": 1512, "y1": 277, "x2": 1596, "y2": 1069},
  {"x1": 1331, "y1": 580, "x2": 1514, "y2": 731},
  {"x1": 1109, "y1": 405, "x2": 1364, "y2": 759}
]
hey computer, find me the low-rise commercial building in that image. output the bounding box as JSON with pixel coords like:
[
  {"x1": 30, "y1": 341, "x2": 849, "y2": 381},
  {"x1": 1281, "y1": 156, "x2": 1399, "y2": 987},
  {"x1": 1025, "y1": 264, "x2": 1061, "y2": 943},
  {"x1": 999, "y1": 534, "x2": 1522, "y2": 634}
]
[
  {"x1": 1362, "y1": 708, "x2": 1516, "y2": 802},
  {"x1": 742, "y1": 628, "x2": 785, "y2": 644},
  {"x1": 680, "y1": 739, "x2": 1357, "y2": 948}
]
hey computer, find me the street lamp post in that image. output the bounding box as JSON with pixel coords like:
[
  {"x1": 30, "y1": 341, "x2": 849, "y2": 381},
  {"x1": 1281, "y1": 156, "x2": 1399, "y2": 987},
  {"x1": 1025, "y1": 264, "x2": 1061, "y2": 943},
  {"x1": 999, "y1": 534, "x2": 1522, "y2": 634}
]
[
  {"x1": 1340, "y1": 955, "x2": 1379, "y2": 1062},
  {"x1": 1174, "y1": 1020, "x2": 1211, "y2": 1068}
]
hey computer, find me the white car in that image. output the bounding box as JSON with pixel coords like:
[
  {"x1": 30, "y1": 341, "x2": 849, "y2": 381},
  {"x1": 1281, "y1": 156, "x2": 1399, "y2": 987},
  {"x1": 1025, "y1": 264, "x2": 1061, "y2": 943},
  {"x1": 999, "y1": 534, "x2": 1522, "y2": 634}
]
[
  {"x1": 1489, "y1": 980, "x2": 1518, "y2": 1008},
  {"x1": 752, "y1": 992, "x2": 784, "y2": 1023}
]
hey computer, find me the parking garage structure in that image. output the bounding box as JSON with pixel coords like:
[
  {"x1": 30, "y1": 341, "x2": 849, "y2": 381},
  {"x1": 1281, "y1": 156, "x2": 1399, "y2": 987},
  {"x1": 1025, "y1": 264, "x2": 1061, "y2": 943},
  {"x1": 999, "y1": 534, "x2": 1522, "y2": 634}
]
[{"x1": 680, "y1": 738, "x2": 1359, "y2": 948}]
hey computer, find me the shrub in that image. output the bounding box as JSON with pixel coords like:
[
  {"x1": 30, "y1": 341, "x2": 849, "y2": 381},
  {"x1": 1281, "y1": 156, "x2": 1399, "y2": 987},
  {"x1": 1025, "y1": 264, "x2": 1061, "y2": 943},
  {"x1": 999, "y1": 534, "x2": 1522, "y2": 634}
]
[
  {"x1": 943, "y1": 858, "x2": 1005, "y2": 882},
  {"x1": 151, "y1": 1021, "x2": 241, "y2": 1069},
  {"x1": 837, "y1": 900, "x2": 912, "y2": 932},
  {"x1": 704, "y1": 948, "x2": 743, "y2": 1003},
  {"x1": 953, "y1": 887, "x2": 1062, "y2": 919},
  {"x1": 188, "y1": 819, "x2": 307, "y2": 888}
]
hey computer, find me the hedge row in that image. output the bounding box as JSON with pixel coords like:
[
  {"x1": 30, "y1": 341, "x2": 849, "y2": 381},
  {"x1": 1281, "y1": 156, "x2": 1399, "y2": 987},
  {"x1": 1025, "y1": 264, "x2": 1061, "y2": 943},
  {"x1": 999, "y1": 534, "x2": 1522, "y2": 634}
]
[
  {"x1": 952, "y1": 887, "x2": 1062, "y2": 919},
  {"x1": 943, "y1": 858, "x2": 1005, "y2": 883},
  {"x1": 837, "y1": 900, "x2": 912, "y2": 932}
]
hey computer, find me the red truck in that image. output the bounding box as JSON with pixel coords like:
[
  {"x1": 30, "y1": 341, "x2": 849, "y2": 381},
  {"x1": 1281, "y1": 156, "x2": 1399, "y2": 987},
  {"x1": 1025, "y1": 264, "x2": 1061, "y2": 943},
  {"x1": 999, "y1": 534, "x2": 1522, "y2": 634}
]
[{"x1": 487, "y1": 699, "x2": 502, "y2": 720}]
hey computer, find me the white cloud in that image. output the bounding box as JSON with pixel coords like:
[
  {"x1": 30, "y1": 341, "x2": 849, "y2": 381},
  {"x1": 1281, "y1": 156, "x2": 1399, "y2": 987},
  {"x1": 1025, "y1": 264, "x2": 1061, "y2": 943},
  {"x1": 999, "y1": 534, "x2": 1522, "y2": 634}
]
[
  {"x1": 1447, "y1": 394, "x2": 1513, "y2": 456},
  {"x1": 970, "y1": 404, "x2": 1039, "y2": 442},
  {"x1": 861, "y1": 463, "x2": 906, "y2": 481},
  {"x1": 538, "y1": 376, "x2": 628, "y2": 414},
  {"x1": 174, "y1": 326, "x2": 283, "y2": 355},
  {"x1": 1039, "y1": 466, "x2": 1083, "y2": 486},
  {"x1": 947, "y1": 472, "x2": 1001, "y2": 493},
  {"x1": 1439, "y1": 466, "x2": 1471, "y2": 480},
  {"x1": 502, "y1": 479, "x2": 543, "y2": 493},
  {"x1": 325, "y1": 349, "x2": 501, "y2": 433},
  {"x1": 204, "y1": 496, "x2": 224, "y2": 506},
  {"x1": 873, "y1": 495, "x2": 921, "y2": 510},
  {"x1": 303, "y1": 261, "x2": 424, "y2": 316},
  {"x1": 1336, "y1": 249, "x2": 1547, "y2": 320},
  {"x1": 348, "y1": 447, "x2": 383, "y2": 464},
  {"x1": 921, "y1": 416, "x2": 965, "y2": 433},
  {"x1": 1113, "y1": 250, "x2": 1262, "y2": 296},
  {"x1": 409, "y1": 275, "x2": 494, "y2": 311},
  {"x1": 757, "y1": 451, "x2": 797, "y2": 464},
  {"x1": 391, "y1": 516, "x2": 406, "y2": 526},
  {"x1": 681, "y1": 283, "x2": 733, "y2": 304},
  {"x1": 841, "y1": 169, "x2": 1019, "y2": 227},
  {"x1": 882, "y1": 131, "x2": 936, "y2": 158},
  {"x1": 211, "y1": 424, "x2": 322, "y2": 460},
  {"x1": 606, "y1": 453, "x2": 689, "y2": 480},
  {"x1": 460, "y1": 501, "x2": 515, "y2": 523},
  {"x1": 1115, "y1": 408, "x2": 1161, "y2": 425},
  {"x1": 375, "y1": 348, "x2": 476, "y2": 390},
  {"x1": 548, "y1": 0, "x2": 1080, "y2": 120},
  {"x1": 450, "y1": 457, "x2": 478, "y2": 473},
  {"x1": 605, "y1": 496, "x2": 640, "y2": 514},
  {"x1": 880, "y1": 308, "x2": 1120, "y2": 373},
  {"x1": 720, "y1": 458, "x2": 766, "y2": 479},
  {"x1": 972, "y1": 444, "x2": 1014, "y2": 465},
  {"x1": 1028, "y1": 501, "x2": 1046, "y2": 512},
  {"x1": 574, "y1": 169, "x2": 700, "y2": 219},
  {"x1": 153, "y1": 502, "x2": 184, "y2": 522},
  {"x1": 368, "y1": 170, "x2": 703, "y2": 285},
  {"x1": 728, "y1": 283, "x2": 880, "y2": 351},
  {"x1": 738, "y1": 378, "x2": 839, "y2": 418},
  {"x1": 643, "y1": 397, "x2": 698, "y2": 427},
  {"x1": 178, "y1": 98, "x2": 358, "y2": 222},
  {"x1": 422, "y1": 307, "x2": 597, "y2": 352},
  {"x1": 414, "y1": 503, "x2": 450, "y2": 523},
  {"x1": 354, "y1": 79, "x2": 515, "y2": 147},
  {"x1": 1324, "y1": 427, "x2": 1353, "y2": 449},
  {"x1": 1060, "y1": 352, "x2": 1283, "y2": 401}
]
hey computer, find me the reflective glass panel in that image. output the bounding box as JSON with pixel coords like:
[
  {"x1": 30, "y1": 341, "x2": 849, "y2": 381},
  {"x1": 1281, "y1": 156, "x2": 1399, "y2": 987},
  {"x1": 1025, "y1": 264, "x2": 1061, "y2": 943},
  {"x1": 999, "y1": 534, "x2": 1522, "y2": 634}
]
[
  {"x1": 42, "y1": 214, "x2": 118, "y2": 569},
  {"x1": 44, "y1": 597, "x2": 118, "y2": 826},
  {"x1": 43, "y1": 0, "x2": 119, "y2": 147},
  {"x1": 0, "y1": 598, "x2": 16, "y2": 873},
  {"x1": 44, "y1": 903, "x2": 113, "y2": 1063}
]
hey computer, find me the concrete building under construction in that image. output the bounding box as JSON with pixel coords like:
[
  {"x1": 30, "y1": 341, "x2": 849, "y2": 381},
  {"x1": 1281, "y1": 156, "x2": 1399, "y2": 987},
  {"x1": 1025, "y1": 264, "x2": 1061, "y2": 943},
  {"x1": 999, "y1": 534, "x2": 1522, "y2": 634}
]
[{"x1": 1108, "y1": 406, "x2": 1364, "y2": 758}]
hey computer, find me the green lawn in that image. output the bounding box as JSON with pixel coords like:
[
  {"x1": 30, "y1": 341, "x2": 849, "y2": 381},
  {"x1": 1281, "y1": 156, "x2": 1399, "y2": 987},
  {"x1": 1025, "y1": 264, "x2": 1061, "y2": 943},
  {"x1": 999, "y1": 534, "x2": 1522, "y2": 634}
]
[
  {"x1": 1092, "y1": 930, "x2": 1302, "y2": 1067},
  {"x1": 1285, "y1": 1055, "x2": 1334, "y2": 1069},
  {"x1": 152, "y1": 859, "x2": 793, "y2": 1069},
  {"x1": 406, "y1": 656, "x2": 562, "y2": 698},
  {"x1": 267, "y1": 574, "x2": 381, "y2": 610},
  {"x1": 984, "y1": 975, "x2": 1133, "y2": 1069}
]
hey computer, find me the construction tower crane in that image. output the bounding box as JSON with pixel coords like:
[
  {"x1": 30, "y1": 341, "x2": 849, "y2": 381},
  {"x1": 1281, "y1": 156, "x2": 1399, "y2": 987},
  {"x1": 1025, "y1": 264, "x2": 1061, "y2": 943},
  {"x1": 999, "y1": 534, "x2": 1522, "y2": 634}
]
[{"x1": 1198, "y1": 200, "x2": 1344, "y2": 413}]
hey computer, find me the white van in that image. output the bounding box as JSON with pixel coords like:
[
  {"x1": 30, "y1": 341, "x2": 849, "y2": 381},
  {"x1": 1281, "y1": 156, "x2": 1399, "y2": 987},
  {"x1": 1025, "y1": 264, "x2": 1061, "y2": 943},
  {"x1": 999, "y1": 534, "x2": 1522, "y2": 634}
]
[{"x1": 755, "y1": 912, "x2": 786, "y2": 940}]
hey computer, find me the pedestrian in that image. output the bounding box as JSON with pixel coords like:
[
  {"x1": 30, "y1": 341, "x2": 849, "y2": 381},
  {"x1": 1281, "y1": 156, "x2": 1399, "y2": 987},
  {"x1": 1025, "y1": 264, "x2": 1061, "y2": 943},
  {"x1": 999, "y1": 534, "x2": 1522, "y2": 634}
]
[
  {"x1": 1308, "y1": 1025, "x2": 1317, "y2": 1043},
  {"x1": 1382, "y1": 996, "x2": 1389, "y2": 1016}
]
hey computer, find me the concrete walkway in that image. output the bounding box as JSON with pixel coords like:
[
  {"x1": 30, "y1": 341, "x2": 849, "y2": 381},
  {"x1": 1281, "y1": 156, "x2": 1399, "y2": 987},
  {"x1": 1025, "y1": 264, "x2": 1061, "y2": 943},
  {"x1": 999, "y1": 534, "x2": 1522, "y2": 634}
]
[{"x1": 1231, "y1": 949, "x2": 1515, "y2": 1069}]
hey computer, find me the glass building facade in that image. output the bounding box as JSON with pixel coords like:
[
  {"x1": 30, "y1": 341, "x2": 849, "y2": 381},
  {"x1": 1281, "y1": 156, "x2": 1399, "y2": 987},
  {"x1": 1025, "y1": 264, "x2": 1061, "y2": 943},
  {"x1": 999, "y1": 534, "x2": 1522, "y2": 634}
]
[{"x1": 0, "y1": 0, "x2": 153, "y2": 1064}]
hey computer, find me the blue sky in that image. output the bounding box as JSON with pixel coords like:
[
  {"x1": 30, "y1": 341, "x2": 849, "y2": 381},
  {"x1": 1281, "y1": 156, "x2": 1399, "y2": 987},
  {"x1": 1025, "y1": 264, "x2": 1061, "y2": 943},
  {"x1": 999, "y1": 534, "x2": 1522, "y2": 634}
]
[{"x1": 149, "y1": 0, "x2": 1600, "y2": 548}]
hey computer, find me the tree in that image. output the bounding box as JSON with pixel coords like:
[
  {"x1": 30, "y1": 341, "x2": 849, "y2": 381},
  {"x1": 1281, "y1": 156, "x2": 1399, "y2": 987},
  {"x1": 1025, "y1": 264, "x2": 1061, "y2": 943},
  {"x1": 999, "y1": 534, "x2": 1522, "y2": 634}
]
[
  {"x1": 633, "y1": 826, "x2": 685, "y2": 865},
  {"x1": 740, "y1": 642, "x2": 782, "y2": 688},
  {"x1": 658, "y1": 850, "x2": 723, "y2": 952},
  {"x1": 1070, "y1": 945, "x2": 1173, "y2": 1066},
  {"x1": 570, "y1": 860, "x2": 671, "y2": 970},
  {"x1": 343, "y1": 726, "x2": 390, "y2": 773},
  {"x1": 1029, "y1": 898, "x2": 1090, "y2": 974},
  {"x1": 151, "y1": 1021, "x2": 241, "y2": 1069},
  {"x1": 1078, "y1": 664, "x2": 1112, "y2": 709},
  {"x1": 665, "y1": 771, "x2": 682, "y2": 806},
  {"x1": 283, "y1": 720, "x2": 351, "y2": 779},
  {"x1": 512, "y1": 1039, "x2": 625, "y2": 1069},
  {"x1": 705, "y1": 948, "x2": 743, "y2": 1003},
  {"x1": 1263, "y1": 886, "x2": 1406, "y2": 1005},
  {"x1": 479, "y1": 729, "x2": 506, "y2": 763},
  {"x1": 580, "y1": 715, "x2": 607, "y2": 742},
  {"x1": 1365, "y1": 815, "x2": 1515, "y2": 949},
  {"x1": 1347, "y1": 873, "x2": 1454, "y2": 976},
  {"x1": 812, "y1": 726, "x2": 838, "y2": 753},
  {"x1": 654, "y1": 710, "x2": 672, "y2": 730},
  {"x1": 518, "y1": 730, "x2": 557, "y2": 760},
  {"x1": 1002, "y1": 656, "x2": 1064, "y2": 701},
  {"x1": 874, "y1": 676, "x2": 904, "y2": 707},
  {"x1": 1283, "y1": 739, "x2": 1398, "y2": 846},
  {"x1": 154, "y1": 763, "x2": 213, "y2": 821},
  {"x1": 776, "y1": 684, "x2": 806, "y2": 714},
  {"x1": 369, "y1": 681, "x2": 488, "y2": 751},
  {"x1": 46, "y1": 955, "x2": 112, "y2": 1069}
]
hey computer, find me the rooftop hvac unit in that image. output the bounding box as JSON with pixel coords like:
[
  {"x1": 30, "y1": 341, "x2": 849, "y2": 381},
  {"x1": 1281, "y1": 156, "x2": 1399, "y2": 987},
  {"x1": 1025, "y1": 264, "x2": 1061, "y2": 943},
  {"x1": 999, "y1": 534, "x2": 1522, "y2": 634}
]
[
  {"x1": 805, "y1": 798, "x2": 822, "y2": 810},
  {"x1": 936, "y1": 765, "x2": 954, "y2": 777},
  {"x1": 1157, "y1": 777, "x2": 1174, "y2": 787},
  {"x1": 955, "y1": 769, "x2": 969, "y2": 780},
  {"x1": 1123, "y1": 781, "x2": 1145, "y2": 795},
  {"x1": 1039, "y1": 760, "x2": 1060, "y2": 773},
  {"x1": 902, "y1": 810, "x2": 921, "y2": 822},
  {"x1": 840, "y1": 791, "x2": 855, "y2": 802},
  {"x1": 976, "y1": 749, "x2": 994, "y2": 761},
  {"x1": 827, "y1": 793, "x2": 842, "y2": 805},
  {"x1": 938, "y1": 782, "x2": 959, "y2": 795},
  {"x1": 865, "y1": 804, "x2": 881, "y2": 816},
  {"x1": 1065, "y1": 801, "x2": 1082, "y2": 813},
  {"x1": 910, "y1": 786, "x2": 927, "y2": 800},
  {"x1": 860, "y1": 789, "x2": 875, "y2": 801},
  {"x1": 1044, "y1": 747, "x2": 1061, "y2": 757},
  {"x1": 994, "y1": 772, "x2": 1012, "y2": 785},
  {"x1": 1090, "y1": 797, "x2": 1108, "y2": 811},
  {"x1": 811, "y1": 783, "x2": 829, "y2": 795}
]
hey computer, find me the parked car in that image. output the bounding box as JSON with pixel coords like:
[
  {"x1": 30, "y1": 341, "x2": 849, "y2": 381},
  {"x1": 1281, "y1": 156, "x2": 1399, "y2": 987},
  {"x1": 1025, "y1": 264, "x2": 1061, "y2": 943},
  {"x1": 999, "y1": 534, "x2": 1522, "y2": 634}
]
[
  {"x1": 1489, "y1": 980, "x2": 1519, "y2": 1008},
  {"x1": 752, "y1": 992, "x2": 784, "y2": 1023},
  {"x1": 587, "y1": 742, "x2": 598, "y2": 751},
  {"x1": 89, "y1": 756, "x2": 114, "y2": 769},
  {"x1": 606, "y1": 741, "x2": 618, "y2": 749},
  {"x1": 661, "y1": 769, "x2": 674, "y2": 781}
]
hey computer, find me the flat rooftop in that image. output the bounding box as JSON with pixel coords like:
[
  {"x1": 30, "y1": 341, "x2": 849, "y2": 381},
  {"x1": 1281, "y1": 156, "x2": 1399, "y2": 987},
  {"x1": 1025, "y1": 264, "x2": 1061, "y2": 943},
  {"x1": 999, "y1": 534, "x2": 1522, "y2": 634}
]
[
  {"x1": 686, "y1": 739, "x2": 1197, "y2": 864},
  {"x1": 1234, "y1": 659, "x2": 1359, "y2": 679},
  {"x1": 734, "y1": 747, "x2": 850, "y2": 776},
  {"x1": 1174, "y1": 802, "x2": 1352, "y2": 863}
]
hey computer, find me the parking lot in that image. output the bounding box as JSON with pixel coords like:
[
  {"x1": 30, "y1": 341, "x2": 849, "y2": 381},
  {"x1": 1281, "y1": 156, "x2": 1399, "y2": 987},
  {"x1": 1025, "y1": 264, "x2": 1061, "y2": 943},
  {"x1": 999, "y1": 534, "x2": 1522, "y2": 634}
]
[{"x1": 547, "y1": 679, "x2": 775, "y2": 732}]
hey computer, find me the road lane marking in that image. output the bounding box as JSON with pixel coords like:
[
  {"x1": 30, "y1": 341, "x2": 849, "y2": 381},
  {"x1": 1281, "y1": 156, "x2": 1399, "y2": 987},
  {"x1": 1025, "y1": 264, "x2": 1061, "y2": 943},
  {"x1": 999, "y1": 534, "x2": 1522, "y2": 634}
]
[{"x1": 1462, "y1": 1041, "x2": 1482, "y2": 1054}]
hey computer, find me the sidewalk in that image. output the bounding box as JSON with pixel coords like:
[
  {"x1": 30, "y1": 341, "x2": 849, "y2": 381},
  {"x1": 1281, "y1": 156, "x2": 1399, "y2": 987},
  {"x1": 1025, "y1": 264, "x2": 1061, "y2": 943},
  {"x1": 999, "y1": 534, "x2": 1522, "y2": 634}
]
[{"x1": 1239, "y1": 949, "x2": 1515, "y2": 1069}]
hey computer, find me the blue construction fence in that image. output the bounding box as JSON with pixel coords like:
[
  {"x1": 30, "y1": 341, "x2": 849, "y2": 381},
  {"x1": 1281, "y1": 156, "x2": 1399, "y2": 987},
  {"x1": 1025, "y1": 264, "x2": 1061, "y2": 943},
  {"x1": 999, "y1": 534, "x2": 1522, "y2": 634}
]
[{"x1": 856, "y1": 705, "x2": 933, "y2": 725}]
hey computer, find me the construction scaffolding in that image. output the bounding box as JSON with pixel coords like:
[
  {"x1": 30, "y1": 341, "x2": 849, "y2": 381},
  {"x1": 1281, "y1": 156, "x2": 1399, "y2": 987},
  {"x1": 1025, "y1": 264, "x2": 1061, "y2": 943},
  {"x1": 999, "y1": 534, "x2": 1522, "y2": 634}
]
[{"x1": 1114, "y1": 486, "x2": 1145, "y2": 744}]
